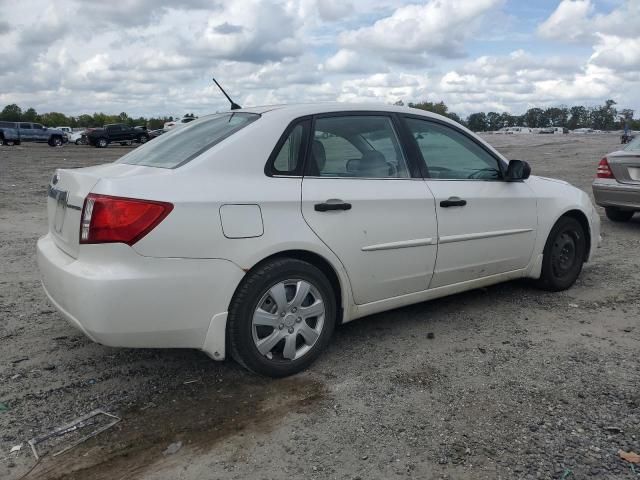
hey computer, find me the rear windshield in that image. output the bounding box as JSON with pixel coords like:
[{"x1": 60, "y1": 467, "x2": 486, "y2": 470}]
[
  {"x1": 117, "y1": 112, "x2": 259, "y2": 169},
  {"x1": 623, "y1": 136, "x2": 640, "y2": 152}
]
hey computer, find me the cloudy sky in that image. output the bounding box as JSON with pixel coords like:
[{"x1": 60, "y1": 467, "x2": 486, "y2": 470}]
[{"x1": 1, "y1": 0, "x2": 639, "y2": 118}]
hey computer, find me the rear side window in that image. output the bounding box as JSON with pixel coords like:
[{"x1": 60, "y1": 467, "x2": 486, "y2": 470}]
[
  {"x1": 20, "y1": 123, "x2": 32, "y2": 129},
  {"x1": 307, "y1": 115, "x2": 410, "y2": 178},
  {"x1": 271, "y1": 121, "x2": 310, "y2": 175},
  {"x1": 118, "y1": 113, "x2": 259, "y2": 169},
  {"x1": 0, "y1": 122, "x2": 16, "y2": 128}
]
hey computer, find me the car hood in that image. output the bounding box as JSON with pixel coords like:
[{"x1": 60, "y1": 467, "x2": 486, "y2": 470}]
[{"x1": 530, "y1": 175, "x2": 569, "y2": 186}]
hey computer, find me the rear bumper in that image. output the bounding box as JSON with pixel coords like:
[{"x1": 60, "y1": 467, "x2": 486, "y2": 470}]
[
  {"x1": 37, "y1": 234, "x2": 245, "y2": 358},
  {"x1": 592, "y1": 180, "x2": 640, "y2": 210}
]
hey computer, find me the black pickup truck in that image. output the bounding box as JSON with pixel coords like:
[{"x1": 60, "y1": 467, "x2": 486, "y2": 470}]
[{"x1": 86, "y1": 124, "x2": 149, "y2": 148}]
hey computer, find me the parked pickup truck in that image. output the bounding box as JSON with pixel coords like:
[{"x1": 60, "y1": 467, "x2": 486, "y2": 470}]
[
  {"x1": 86, "y1": 124, "x2": 149, "y2": 148},
  {"x1": 0, "y1": 122, "x2": 68, "y2": 146}
]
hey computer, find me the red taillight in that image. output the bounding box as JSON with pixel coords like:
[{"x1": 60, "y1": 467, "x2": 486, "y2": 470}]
[
  {"x1": 80, "y1": 194, "x2": 173, "y2": 245},
  {"x1": 597, "y1": 157, "x2": 614, "y2": 179}
]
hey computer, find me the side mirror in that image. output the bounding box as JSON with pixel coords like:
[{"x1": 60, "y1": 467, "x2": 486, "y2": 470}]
[{"x1": 505, "y1": 159, "x2": 531, "y2": 181}]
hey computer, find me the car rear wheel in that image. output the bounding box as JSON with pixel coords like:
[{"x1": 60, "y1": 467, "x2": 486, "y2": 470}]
[
  {"x1": 138, "y1": 135, "x2": 148, "y2": 144},
  {"x1": 605, "y1": 207, "x2": 634, "y2": 222},
  {"x1": 49, "y1": 136, "x2": 63, "y2": 147},
  {"x1": 228, "y1": 258, "x2": 336, "y2": 377},
  {"x1": 96, "y1": 138, "x2": 108, "y2": 148},
  {"x1": 536, "y1": 216, "x2": 587, "y2": 291},
  {"x1": 75, "y1": 139, "x2": 81, "y2": 145}
]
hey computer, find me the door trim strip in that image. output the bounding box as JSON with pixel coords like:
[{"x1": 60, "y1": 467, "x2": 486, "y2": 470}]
[
  {"x1": 439, "y1": 228, "x2": 533, "y2": 244},
  {"x1": 362, "y1": 237, "x2": 434, "y2": 252}
]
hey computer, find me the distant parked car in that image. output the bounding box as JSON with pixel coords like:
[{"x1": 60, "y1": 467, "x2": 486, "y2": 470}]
[
  {"x1": 86, "y1": 123, "x2": 149, "y2": 148},
  {"x1": 56, "y1": 126, "x2": 73, "y2": 135},
  {"x1": 593, "y1": 136, "x2": 640, "y2": 222},
  {"x1": 163, "y1": 117, "x2": 197, "y2": 130},
  {"x1": 0, "y1": 122, "x2": 68, "y2": 146},
  {"x1": 540, "y1": 127, "x2": 568, "y2": 134},
  {"x1": 69, "y1": 130, "x2": 86, "y2": 145},
  {"x1": 148, "y1": 128, "x2": 166, "y2": 140}
]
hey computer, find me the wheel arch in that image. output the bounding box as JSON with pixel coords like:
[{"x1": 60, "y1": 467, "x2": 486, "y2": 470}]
[
  {"x1": 556, "y1": 208, "x2": 592, "y2": 261},
  {"x1": 232, "y1": 249, "x2": 346, "y2": 325}
]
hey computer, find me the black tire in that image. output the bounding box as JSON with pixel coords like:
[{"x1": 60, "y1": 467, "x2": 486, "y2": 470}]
[
  {"x1": 536, "y1": 216, "x2": 587, "y2": 291},
  {"x1": 228, "y1": 258, "x2": 336, "y2": 377},
  {"x1": 0, "y1": 137, "x2": 4, "y2": 146},
  {"x1": 605, "y1": 207, "x2": 634, "y2": 222},
  {"x1": 138, "y1": 135, "x2": 148, "y2": 144},
  {"x1": 96, "y1": 138, "x2": 108, "y2": 148},
  {"x1": 14, "y1": 140, "x2": 20, "y2": 146},
  {"x1": 49, "y1": 136, "x2": 63, "y2": 147},
  {"x1": 75, "y1": 139, "x2": 81, "y2": 145},
  {"x1": 120, "y1": 142, "x2": 127, "y2": 146}
]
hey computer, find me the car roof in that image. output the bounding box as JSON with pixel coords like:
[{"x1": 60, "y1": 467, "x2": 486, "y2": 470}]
[{"x1": 236, "y1": 102, "x2": 444, "y2": 119}]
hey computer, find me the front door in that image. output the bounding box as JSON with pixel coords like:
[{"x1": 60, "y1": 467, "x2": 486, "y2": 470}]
[
  {"x1": 402, "y1": 116, "x2": 538, "y2": 288},
  {"x1": 19, "y1": 123, "x2": 33, "y2": 141},
  {"x1": 301, "y1": 114, "x2": 438, "y2": 305}
]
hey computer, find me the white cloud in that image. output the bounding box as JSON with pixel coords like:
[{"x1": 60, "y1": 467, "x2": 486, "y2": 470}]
[
  {"x1": 538, "y1": 0, "x2": 640, "y2": 42},
  {"x1": 339, "y1": 0, "x2": 503, "y2": 61},
  {"x1": 589, "y1": 34, "x2": 640, "y2": 70}
]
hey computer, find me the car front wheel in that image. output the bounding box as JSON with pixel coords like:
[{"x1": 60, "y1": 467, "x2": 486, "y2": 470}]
[
  {"x1": 228, "y1": 258, "x2": 336, "y2": 377},
  {"x1": 536, "y1": 216, "x2": 587, "y2": 291},
  {"x1": 96, "y1": 138, "x2": 108, "y2": 148},
  {"x1": 605, "y1": 207, "x2": 634, "y2": 222}
]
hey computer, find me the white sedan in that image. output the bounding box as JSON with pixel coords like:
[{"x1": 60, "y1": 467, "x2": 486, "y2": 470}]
[{"x1": 37, "y1": 104, "x2": 600, "y2": 377}]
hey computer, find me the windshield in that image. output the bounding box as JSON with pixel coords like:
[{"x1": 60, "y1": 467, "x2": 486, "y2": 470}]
[
  {"x1": 623, "y1": 136, "x2": 640, "y2": 152},
  {"x1": 117, "y1": 112, "x2": 259, "y2": 169}
]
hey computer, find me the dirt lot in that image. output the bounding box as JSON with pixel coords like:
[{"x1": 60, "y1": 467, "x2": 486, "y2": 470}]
[{"x1": 1, "y1": 135, "x2": 639, "y2": 480}]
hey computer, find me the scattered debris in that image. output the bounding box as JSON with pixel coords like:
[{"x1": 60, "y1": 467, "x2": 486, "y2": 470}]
[
  {"x1": 426, "y1": 332, "x2": 434, "y2": 339},
  {"x1": 28, "y1": 409, "x2": 121, "y2": 460},
  {"x1": 10, "y1": 444, "x2": 22, "y2": 454},
  {"x1": 605, "y1": 426, "x2": 622, "y2": 434},
  {"x1": 183, "y1": 379, "x2": 200, "y2": 385},
  {"x1": 140, "y1": 402, "x2": 156, "y2": 411},
  {"x1": 43, "y1": 364, "x2": 56, "y2": 371},
  {"x1": 619, "y1": 450, "x2": 640, "y2": 464},
  {"x1": 561, "y1": 468, "x2": 572, "y2": 479},
  {"x1": 0, "y1": 402, "x2": 8, "y2": 412},
  {"x1": 163, "y1": 441, "x2": 182, "y2": 455},
  {"x1": 568, "y1": 303, "x2": 579, "y2": 308},
  {"x1": 478, "y1": 347, "x2": 487, "y2": 354},
  {"x1": 10, "y1": 374, "x2": 20, "y2": 380},
  {"x1": 11, "y1": 357, "x2": 28, "y2": 364}
]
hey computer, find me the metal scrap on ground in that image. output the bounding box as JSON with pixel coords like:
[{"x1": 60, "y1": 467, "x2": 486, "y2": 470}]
[{"x1": 27, "y1": 409, "x2": 121, "y2": 460}]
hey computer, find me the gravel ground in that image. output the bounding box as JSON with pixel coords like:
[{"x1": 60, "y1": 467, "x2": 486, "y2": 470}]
[{"x1": 0, "y1": 135, "x2": 639, "y2": 480}]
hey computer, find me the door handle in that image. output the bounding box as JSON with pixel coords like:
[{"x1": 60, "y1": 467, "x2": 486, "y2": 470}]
[
  {"x1": 314, "y1": 201, "x2": 352, "y2": 212},
  {"x1": 440, "y1": 197, "x2": 467, "y2": 208}
]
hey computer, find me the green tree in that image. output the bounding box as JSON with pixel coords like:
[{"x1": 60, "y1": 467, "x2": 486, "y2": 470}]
[
  {"x1": 22, "y1": 107, "x2": 38, "y2": 122},
  {"x1": 467, "y1": 112, "x2": 488, "y2": 132},
  {"x1": 0, "y1": 104, "x2": 22, "y2": 121}
]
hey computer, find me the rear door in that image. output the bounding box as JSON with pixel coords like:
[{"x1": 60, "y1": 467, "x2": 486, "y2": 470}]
[
  {"x1": 301, "y1": 113, "x2": 438, "y2": 305},
  {"x1": 402, "y1": 116, "x2": 538, "y2": 288},
  {"x1": 106, "y1": 125, "x2": 122, "y2": 141}
]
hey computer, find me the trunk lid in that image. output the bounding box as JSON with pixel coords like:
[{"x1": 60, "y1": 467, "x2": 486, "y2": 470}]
[
  {"x1": 608, "y1": 151, "x2": 640, "y2": 185},
  {"x1": 47, "y1": 163, "x2": 161, "y2": 258}
]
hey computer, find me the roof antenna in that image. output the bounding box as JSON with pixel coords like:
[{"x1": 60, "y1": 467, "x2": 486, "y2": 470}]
[{"x1": 212, "y1": 77, "x2": 242, "y2": 110}]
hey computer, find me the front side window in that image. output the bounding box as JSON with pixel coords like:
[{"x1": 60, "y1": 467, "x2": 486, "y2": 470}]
[
  {"x1": 20, "y1": 123, "x2": 32, "y2": 129},
  {"x1": 306, "y1": 116, "x2": 409, "y2": 178},
  {"x1": 118, "y1": 112, "x2": 259, "y2": 169},
  {"x1": 405, "y1": 118, "x2": 502, "y2": 180}
]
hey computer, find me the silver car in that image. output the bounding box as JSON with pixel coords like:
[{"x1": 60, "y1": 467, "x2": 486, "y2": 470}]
[{"x1": 593, "y1": 137, "x2": 640, "y2": 222}]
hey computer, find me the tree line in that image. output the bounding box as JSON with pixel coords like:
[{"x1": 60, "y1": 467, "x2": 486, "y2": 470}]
[
  {"x1": 0, "y1": 104, "x2": 196, "y2": 130},
  {"x1": 1, "y1": 99, "x2": 637, "y2": 132},
  {"x1": 396, "y1": 99, "x2": 637, "y2": 132}
]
